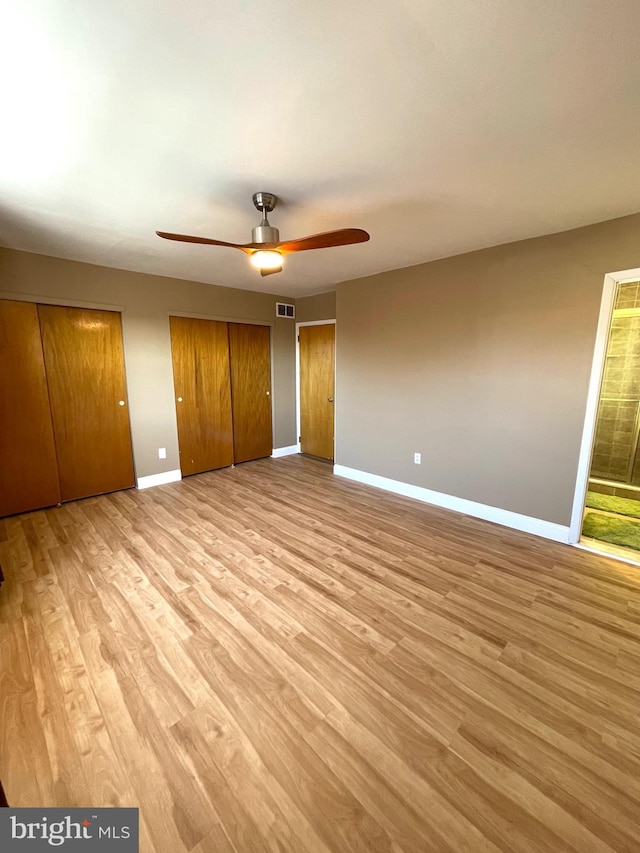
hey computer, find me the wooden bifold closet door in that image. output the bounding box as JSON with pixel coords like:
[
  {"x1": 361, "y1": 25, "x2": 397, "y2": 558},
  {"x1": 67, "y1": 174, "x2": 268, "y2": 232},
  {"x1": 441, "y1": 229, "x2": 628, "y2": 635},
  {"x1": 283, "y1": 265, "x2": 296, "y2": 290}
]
[
  {"x1": 169, "y1": 316, "x2": 234, "y2": 476},
  {"x1": 0, "y1": 300, "x2": 135, "y2": 517},
  {"x1": 38, "y1": 305, "x2": 135, "y2": 502},
  {"x1": 170, "y1": 317, "x2": 272, "y2": 475},
  {"x1": 229, "y1": 323, "x2": 272, "y2": 463},
  {"x1": 0, "y1": 300, "x2": 61, "y2": 516}
]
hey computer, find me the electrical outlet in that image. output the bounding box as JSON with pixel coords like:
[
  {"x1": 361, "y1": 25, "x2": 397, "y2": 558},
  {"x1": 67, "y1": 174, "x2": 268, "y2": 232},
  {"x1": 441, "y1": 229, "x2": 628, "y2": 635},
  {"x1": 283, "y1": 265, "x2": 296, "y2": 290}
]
[
  {"x1": 158, "y1": 447, "x2": 167, "y2": 459},
  {"x1": 414, "y1": 452, "x2": 421, "y2": 464}
]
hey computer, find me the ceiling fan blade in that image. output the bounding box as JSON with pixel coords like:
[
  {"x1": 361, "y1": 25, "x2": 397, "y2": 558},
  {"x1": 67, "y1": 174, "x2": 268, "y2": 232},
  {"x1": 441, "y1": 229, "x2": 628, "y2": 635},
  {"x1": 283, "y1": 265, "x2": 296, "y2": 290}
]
[
  {"x1": 156, "y1": 231, "x2": 254, "y2": 254},
  {"x1": 260, "y1": 266, "x2": 283, "y2": 277},
  {"x1": 276, "y1": 228, "x2": 370, "y2": 255}
]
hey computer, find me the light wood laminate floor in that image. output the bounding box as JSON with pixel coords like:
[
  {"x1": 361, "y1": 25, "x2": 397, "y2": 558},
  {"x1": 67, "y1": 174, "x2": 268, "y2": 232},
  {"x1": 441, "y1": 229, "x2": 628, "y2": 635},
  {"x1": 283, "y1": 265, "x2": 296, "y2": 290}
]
[{"x1": 1, "y1": 456, "x2": 640, "y2": 852}]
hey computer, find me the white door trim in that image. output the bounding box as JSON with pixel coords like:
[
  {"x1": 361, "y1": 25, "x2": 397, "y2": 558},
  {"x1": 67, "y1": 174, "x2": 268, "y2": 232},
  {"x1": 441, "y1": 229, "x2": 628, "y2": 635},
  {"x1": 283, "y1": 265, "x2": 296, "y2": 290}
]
[
  {"x1": 295, "y1": 320, "x2": 336, "y2": 456},
  {"x1": 569, "y1": 268, "x2": 640, "y2": 543}
]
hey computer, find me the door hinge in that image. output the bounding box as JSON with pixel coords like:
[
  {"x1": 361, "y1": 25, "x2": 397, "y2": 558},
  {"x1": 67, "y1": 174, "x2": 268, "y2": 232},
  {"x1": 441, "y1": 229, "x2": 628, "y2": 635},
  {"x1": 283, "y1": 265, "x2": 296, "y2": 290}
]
[{"x1": 299, "y1": 436, "x2": 302, "y2": 442}]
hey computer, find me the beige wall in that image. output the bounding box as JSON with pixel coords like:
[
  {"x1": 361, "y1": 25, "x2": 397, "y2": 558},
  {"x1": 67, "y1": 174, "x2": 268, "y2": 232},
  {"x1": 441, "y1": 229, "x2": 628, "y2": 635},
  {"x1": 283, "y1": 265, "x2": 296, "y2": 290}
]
[
  {"x1": 295, "y1": 291, "x2": 336, "y2": 322},
  {"x1": 336, "y1": 212, "x2": 640, "y2": 526},
  {"x1": 0, "y1": 248, "x2": 297, "y2": 479},
  {"x1": 6, "y1": 210, "x2": 640, "y2": 523}
]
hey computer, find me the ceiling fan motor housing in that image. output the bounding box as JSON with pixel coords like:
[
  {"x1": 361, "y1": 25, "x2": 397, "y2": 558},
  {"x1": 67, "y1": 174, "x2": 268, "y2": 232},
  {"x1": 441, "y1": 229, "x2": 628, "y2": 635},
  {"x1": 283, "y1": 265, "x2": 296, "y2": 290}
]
[{"x1": 252, "y1": 222, "x2": 280, "y2": 244}]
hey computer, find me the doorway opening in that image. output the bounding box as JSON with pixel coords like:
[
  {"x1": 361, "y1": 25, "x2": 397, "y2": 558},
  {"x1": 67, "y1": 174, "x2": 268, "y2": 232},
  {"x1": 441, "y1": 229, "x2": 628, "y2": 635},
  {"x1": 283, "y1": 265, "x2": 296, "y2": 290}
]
[{"x1": 572, "y1": 271, "x2": 640, "y2": 562}]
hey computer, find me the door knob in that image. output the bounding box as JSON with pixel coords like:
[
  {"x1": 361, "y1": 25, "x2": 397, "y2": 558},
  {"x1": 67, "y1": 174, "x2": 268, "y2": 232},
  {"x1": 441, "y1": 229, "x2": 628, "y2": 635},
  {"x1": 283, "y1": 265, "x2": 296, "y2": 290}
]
[
  {"x1": 328, "y1": 397, "x2": 334, "y2": 402},
  {"x1": 118, "y1": 400, "x2": 126, "y2": 406},
  {"x1": 177, "y1": 396, "x2": 183, "y2": 402},
  {"x1": 266, "y1": 390, "x2": 270, "y2": 396}
]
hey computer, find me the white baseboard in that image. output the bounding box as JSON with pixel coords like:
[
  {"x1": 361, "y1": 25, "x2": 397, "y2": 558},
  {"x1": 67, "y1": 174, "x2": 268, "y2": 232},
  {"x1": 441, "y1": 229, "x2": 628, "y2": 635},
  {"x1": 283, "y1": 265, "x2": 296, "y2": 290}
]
[
  {"x1": 271, "y1": 445, "x2": 300, "y2": 458},
  {"x1": 333, "y1": 465, "x2": 570, "y2": 544},
  {"x1": 136, "y1": 469, "x2": 182, "y2": 490}
]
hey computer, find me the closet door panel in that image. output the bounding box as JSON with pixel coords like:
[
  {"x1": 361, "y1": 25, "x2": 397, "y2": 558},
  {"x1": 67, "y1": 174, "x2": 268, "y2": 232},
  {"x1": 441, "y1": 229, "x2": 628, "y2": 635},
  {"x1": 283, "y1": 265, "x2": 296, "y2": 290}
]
[
  {"x1": 169, "y1": 316, "x2": 234, "y2": 475},
  {"x1": 0, "y1": 300, "x2": 61, "y2": 516},
  {"x1": 229, "y1": 323, "x2": 272, "y2": 463},
  {"x1": 38, "y1": 305, "x2": 135, "y2": 501}
]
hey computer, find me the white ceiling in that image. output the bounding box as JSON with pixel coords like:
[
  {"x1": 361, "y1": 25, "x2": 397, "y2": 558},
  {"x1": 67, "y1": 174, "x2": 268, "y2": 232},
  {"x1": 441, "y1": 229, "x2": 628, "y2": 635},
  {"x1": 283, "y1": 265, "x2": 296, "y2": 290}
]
[{"x1": 2, "y1": 1, "x2": 640, "y2": 298}]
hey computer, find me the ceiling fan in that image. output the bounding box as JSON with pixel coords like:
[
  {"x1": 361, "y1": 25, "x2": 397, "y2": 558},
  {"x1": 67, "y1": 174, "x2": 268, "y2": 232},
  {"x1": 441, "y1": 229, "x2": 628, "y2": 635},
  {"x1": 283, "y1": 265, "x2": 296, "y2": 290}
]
[{"x1": 156, "y1": 192, "x2": 370, "y2": 276}]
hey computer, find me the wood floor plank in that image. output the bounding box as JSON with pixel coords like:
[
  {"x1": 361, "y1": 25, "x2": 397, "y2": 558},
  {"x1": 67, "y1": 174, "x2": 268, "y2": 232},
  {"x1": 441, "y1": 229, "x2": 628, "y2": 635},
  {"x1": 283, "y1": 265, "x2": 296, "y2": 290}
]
[
  {"x1": 0, "y1": 617, "x2": 53, "y2": 805},
  {"x1": 1, "y1": 455, "x2": 640, "y2": 851},
  {"x1": 455, "y1": 708, "x2": 638, "y2": 851},
  {"x1": 305, "y1": 711, "x2": 490, "y2": 853}
]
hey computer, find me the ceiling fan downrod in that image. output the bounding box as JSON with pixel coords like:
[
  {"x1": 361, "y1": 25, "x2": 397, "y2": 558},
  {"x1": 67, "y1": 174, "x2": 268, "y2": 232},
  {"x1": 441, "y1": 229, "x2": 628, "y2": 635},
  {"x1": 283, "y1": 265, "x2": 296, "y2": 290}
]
[{"x1": 252, "y1": 192, "x2": 280, "y2": 244}]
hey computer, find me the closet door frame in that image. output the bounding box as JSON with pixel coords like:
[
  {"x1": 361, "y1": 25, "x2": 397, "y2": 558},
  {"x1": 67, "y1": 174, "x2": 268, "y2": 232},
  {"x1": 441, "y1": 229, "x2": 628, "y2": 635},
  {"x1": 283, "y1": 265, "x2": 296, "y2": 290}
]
[
  {"x1": 0, "y1": 293, "x2": 127, "y2": 315},
  {"x1": 295, "y1": 319, "x2": 336, "y2": 458}
]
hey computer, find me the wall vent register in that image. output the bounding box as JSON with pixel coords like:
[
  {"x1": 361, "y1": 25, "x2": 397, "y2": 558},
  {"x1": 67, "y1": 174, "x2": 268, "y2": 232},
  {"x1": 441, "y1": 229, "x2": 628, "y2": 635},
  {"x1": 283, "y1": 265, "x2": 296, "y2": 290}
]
[{"x1": 276, "y1": 302, "x2": 295, "y2": 318}]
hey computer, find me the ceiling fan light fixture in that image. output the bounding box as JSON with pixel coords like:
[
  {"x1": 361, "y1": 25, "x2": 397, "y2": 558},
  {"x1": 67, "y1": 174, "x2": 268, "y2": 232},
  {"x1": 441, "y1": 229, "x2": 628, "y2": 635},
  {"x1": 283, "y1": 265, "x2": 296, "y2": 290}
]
[
  {"x1": 250, "y1": 250, "x2": 283, "y2": 271},
  {"x1": 156, "y1": 192, "x2": 370, "y2": 280}
]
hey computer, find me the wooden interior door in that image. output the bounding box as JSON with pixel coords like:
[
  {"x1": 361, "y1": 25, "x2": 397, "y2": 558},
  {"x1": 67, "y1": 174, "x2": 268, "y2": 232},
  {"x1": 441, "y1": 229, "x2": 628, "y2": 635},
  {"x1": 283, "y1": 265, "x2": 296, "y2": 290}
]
[
  {"x1": 299, "y1": 323, "x2": 335, "y2": 461},
  {"x1": 229, "y1": 323, "x2": 272, "y2": 463},
  {"x1": 169, "y1": 316, "x2": 234, "y2": 475},
  {"x1": 0, "y1": 300, "x2": 61, "y2": 516},
  {"x1": 38, "y1": 305, "x2": 135, "y2": 501}
]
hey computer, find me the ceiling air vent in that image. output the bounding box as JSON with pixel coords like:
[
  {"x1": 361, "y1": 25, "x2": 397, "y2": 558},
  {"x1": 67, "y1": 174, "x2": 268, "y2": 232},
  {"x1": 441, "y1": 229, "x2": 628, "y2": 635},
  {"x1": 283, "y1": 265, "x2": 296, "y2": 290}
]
[{"x1": 276, "y1": 302, "x2": 295, "y2": 319}]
